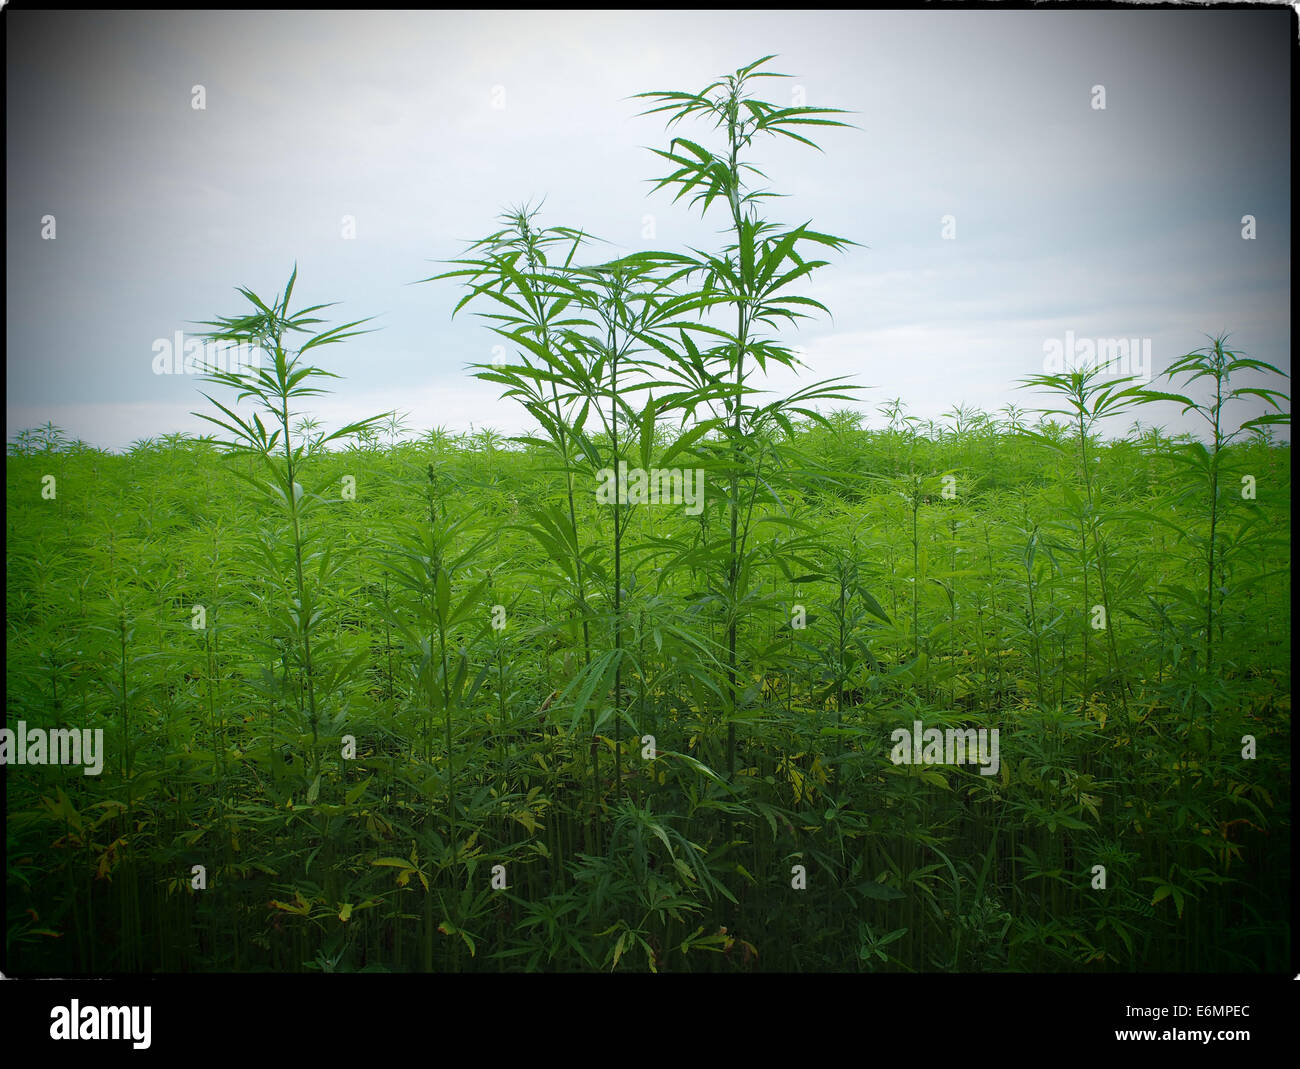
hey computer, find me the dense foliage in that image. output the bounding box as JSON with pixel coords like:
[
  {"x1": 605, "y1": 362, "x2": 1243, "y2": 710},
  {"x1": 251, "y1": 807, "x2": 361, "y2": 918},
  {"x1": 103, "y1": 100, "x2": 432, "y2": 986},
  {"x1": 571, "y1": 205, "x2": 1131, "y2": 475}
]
[{"x1": 5, "y1": 57, "x2": 1290, "y2": 973}]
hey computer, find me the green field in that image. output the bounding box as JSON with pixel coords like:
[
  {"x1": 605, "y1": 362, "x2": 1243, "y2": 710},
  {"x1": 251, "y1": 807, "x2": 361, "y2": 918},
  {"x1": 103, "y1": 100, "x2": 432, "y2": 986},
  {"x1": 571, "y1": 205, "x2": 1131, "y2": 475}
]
[
  {"x1": 5, "y1": 398, "x2": 1290, "y2": 972},
  {"x1": 5, "y1": 55, "x2": 1290, "y2": 974}
]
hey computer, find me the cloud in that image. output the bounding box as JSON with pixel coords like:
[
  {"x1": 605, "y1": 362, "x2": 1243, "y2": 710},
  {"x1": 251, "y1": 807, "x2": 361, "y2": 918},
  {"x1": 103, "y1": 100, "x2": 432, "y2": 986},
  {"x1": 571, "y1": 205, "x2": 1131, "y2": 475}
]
[{"x1": 6, "y1": 10, "x2": 1289, "y2": 451}]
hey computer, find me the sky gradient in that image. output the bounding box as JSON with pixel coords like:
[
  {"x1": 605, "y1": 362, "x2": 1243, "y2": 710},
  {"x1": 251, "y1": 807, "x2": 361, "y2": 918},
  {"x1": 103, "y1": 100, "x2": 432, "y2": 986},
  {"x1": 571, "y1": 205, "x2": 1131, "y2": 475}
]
[{"x1": 6, "y1": 9, "x2": 1291, "y2": 451}]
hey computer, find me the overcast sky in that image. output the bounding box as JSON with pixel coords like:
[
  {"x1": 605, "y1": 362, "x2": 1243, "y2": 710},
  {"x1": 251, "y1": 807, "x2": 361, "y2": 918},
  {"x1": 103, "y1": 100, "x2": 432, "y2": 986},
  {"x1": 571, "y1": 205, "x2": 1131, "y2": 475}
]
[{"x1": 6, "y1": 8, "x2": 1291, "y2": 451}]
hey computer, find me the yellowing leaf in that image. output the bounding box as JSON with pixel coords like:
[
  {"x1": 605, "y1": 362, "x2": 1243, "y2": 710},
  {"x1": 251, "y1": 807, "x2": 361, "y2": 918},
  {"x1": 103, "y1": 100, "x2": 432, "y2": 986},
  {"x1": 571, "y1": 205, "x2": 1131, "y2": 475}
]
[
  {"x1": 269, "y1": 890, "x2": 313, "y2": 916},
  {"x1": 372, "y1": 857, "x2": 418, "y2": 887}
]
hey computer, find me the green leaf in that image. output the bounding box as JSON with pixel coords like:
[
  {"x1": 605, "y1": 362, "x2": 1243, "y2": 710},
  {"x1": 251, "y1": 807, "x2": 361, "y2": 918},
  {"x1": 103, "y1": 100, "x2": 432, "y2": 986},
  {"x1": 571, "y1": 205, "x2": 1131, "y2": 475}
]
[{"x1": 565, "y1": 649, "x2": 623, "y2": 733}]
